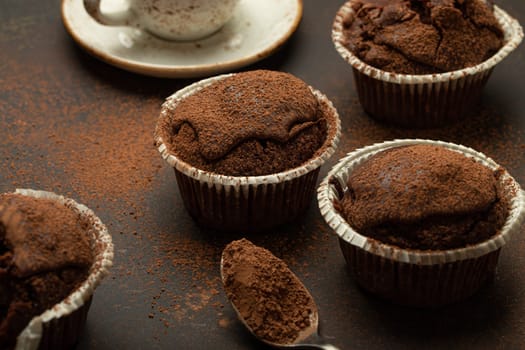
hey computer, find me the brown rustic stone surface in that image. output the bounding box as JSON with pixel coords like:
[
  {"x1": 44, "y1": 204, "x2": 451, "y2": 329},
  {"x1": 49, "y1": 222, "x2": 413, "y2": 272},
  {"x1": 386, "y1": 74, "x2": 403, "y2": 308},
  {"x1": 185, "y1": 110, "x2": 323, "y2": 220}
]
[{"x1": 0, "y1": 0, "x2": 524, "y2": 349}]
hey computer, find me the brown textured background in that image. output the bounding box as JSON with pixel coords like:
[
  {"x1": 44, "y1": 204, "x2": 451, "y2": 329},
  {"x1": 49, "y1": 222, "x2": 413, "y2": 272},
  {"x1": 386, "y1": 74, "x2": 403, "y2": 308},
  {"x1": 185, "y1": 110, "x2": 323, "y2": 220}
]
[{"x1": 1, "y1": 0, "x2": 524, "y2": 349}]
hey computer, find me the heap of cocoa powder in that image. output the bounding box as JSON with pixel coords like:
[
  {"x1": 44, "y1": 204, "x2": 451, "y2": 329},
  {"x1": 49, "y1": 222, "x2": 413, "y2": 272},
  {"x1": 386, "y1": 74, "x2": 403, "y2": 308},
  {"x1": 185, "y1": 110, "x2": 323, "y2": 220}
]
[{"x1": 221, "y1": 239, "x2": 316, "y2": 345}]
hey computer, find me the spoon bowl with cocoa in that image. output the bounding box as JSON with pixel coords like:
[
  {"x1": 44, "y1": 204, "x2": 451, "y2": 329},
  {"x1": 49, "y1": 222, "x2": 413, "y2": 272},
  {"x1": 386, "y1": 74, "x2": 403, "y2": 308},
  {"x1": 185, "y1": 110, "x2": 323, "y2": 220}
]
[{"x1": 220, "y1": 239, "x2": 340, "y2": 350}]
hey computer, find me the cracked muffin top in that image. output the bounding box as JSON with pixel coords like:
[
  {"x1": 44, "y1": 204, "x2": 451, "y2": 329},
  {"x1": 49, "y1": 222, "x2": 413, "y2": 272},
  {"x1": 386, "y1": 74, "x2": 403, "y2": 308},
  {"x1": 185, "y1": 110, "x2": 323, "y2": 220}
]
[
  {"x1": 156, "y1": 70, "x2": 332, "y2": 176},
  {"x1": 340, "y1": 0, "x2": 504, "y2": 74},
  {"x1": 336, "y1": 144, "x2": 509, "y2": 250},
  {"x1": 0, "y1": 193, "x2": 93, "y2": 349}
]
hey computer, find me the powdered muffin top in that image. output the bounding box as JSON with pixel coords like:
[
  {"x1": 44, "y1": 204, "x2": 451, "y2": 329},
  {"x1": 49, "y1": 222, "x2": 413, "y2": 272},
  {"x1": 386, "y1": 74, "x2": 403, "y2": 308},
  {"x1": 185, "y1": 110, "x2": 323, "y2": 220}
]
[
  {"x1": 158, "y1": 70, "x2": 329, "y2": 176},
  {"x1": 337, "y1": 144, "x2": 508, "y2": 250},
  {"x1": 0, "y1": 193, "x2": 93, "y2": 278},
  {"x1": 340, "y1": 0, "x2": 504, "y2": 74}
]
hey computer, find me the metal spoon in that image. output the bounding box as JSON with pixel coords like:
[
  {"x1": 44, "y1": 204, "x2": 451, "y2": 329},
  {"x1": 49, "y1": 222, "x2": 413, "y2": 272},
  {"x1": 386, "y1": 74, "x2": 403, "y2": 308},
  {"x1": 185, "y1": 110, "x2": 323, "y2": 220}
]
[{"x1": 220, "y1": 253, "x2": 340, "y2": 350}]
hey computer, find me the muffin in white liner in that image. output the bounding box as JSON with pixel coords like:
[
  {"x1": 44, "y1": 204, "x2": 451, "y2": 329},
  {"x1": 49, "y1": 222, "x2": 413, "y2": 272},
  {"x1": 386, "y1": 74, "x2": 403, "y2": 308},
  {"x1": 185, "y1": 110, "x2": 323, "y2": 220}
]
[
  {"x1": 332, "y1": 2, "x2": 523, "y2": 127},
  {"x1": 5, "y1": 189, "x2": 114, "y2": 350},
  {"x1": 318, "y1": 139, "x2": 525, "y2": 306},
  {"x1": 155, "y1": 73, "x2": 341, "y2": 232}
]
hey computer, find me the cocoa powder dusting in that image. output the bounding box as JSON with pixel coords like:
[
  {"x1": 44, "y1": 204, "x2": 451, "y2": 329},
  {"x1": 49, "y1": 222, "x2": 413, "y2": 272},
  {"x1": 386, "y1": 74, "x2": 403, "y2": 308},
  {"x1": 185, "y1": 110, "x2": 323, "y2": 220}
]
[
  {"x1": 156, "y1": 70, "x2": 328, "y2": 176},
  {"x1": 221, "y1": 239, "x2": 317, "y2": 345},
  {"x1": 337, "y1": 144, "x2": 509, "y2": 250},
  {"x1": 0, "y1": 194, "x2": 93, "y2": 348},
  {"x1": 341, "y1": 0, "x2": 504, "y2": 74}
]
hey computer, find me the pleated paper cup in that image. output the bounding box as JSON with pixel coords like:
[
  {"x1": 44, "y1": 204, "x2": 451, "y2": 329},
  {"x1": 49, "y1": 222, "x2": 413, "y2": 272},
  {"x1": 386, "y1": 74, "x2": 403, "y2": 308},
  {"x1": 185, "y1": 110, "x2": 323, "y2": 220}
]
[
  {"x1": 155, "y1": 73, "x2": 341, "y2": 232},
  {"x1": 318, "y1": 139, "x2": 525, "y2": 306},
  {"x1": 332, "y1": 2, "x2": 523, "y2": 128},
  {"x1": 12, "y1": 189, "x2": 113, "y2": 350}
]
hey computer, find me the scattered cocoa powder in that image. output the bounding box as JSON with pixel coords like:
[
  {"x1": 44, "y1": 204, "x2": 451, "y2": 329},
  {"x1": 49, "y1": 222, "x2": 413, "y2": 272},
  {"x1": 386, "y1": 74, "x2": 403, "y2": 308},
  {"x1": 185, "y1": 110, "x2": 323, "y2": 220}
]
[
  {"x1": 218, "y1": 317, "x2": 231, "y2": 328},
  {"x1": 221, "y1": 239, "x2": 317, "y2": 345},
  {"x1": 1, "y1": 94, "x2": 163, "y2": 220},
  {"x1": 144, "y1": 233, "x2": 225, "y2": 323}
]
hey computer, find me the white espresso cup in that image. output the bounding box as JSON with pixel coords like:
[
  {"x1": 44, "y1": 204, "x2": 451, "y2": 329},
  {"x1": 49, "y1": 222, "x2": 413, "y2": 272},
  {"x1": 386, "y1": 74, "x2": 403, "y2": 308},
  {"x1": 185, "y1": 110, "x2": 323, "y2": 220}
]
[{"x1": 83, "y1": 0, "x2": 240, "y2": 41}]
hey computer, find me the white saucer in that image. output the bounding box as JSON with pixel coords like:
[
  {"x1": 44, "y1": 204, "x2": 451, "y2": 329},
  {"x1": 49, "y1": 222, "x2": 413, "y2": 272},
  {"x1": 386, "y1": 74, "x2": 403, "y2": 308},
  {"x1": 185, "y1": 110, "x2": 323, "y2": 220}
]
[{"x1": 61, "y1": 0, "x2": 303, "y2": 78}]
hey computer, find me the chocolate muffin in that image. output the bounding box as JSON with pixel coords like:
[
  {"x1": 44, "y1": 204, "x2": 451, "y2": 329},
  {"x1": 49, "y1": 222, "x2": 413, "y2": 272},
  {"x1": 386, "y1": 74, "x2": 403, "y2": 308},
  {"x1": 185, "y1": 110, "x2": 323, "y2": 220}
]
[
  {"x1": 318, "y1": 140, "x2": 525, "y2": 306},
  {"x1": 157, "y1": 70, "x2": 328, "y2": 176},
  {"x1": 331, "y1": 0, "x2": 523, "y2": 127},
  {"x1": 0, "y1": 190, "x2": 112, "y2": 349},
  {"x1": 155, "y1": 71, "x2": 340, "y2": 232},
  {"x1": 0, "y1": 194, "x2": 93, "y2": 348},
  {"x1": 341, "y1": 0, "x2": 504, "y2": 74},
  {"x1": 337, "y1": 144, "x2": 508, "y2": 250}
]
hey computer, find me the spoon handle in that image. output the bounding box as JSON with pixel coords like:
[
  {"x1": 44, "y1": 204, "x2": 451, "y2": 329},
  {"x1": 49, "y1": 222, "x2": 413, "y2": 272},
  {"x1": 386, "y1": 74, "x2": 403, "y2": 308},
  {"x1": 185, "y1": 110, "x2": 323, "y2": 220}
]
[
  {"x1": 303, "y1": 345, "x2": 340, "y2": 350},
  {"x1": 295, "y1": 342, "x2": 340, "y2": 350},
  {"x1": 294, "y1": 333, "x2": 340, "y2": 350}
]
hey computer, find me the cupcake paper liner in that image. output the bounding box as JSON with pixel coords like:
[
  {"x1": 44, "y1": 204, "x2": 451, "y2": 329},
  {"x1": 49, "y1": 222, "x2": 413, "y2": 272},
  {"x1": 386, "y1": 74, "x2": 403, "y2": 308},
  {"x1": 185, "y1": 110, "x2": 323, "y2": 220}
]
[
  {"x1": 337, "y1": 239, "x2": 501, "y2": 306},
  {"x1": 332, "y1": 3, "x2": 524, "y2": 127},
  {"x1": 155, "y1": 73, "x2": 341, "y2": 232},
  {"x1": 318, "y1": 139, "x2": 525, "y2": 306},
  {"x1": 13, "y1": 189, "x2": 114, "y2": 350}
]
